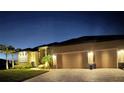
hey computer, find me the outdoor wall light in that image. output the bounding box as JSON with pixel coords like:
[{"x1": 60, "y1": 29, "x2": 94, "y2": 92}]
[{"x1": 52, "y1": 54, "x2": 56, "y2": 59}]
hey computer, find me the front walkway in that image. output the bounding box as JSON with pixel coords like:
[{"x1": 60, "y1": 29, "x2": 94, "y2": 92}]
[{"x1": 24, "y1": 69, "x2": 124, "y2": 82}]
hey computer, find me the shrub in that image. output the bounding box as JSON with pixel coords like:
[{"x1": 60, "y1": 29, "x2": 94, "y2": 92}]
[
  {"x1": 42, "y1": 55, "x2": 53, "y2": 68},
  {"x1": 38, "y1": 64, "x2": 45, "y2": 69},
  {"x1": 14, "y1": 62, "x2": 32, "y2": 69}
]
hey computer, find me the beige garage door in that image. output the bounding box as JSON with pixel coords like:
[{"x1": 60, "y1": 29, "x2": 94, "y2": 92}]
[
  {"x1": 61, "y1": 52, "x2": 88, "y2": 68},
  {"x1": 95, "y1": 50, "x2": 117, "y2": 68}
]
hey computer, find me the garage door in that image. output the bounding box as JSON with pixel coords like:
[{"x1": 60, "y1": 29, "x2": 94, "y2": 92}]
[
  {"x1": 95, "y1": 50, "x2": 117, "y2": 68},
  {"x1": 61, "y1": 52, "x2": 88, "y2": 68}
]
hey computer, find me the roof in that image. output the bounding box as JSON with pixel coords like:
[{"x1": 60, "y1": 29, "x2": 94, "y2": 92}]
[
  {"x1": 33, "y1": 35, "x2": 124, "y2": 48},
  {"x1": 18, "y1": 48, "x2": 38, "y2": 52},
  {"x1": 21, "y1": 35, "x2": 124, "y2": 51}
]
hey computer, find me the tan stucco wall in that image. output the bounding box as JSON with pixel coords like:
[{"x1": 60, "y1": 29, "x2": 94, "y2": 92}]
[
  {"x1": 28, "y1": 51, "x2": 39, "y2": 66},
  {"x1": 82, "y1": 52, "x2": 88, "y2": 68}
]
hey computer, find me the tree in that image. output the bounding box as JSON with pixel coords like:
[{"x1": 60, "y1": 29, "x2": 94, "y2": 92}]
[
  {"x1": 0, "y1": 44, "x2": 8, "y2": 69},
  {"x1": 42, "y1": 55, "x2": 53, "y2": 69},
  {"x1": 0, "y1": 44, "x2": 15, "y2": 69},
  {"x1": 0, "y1": 44, "x2": 6, "y2": 53},
  {"x1": 8, "y1": 46, "x2": 15, "y2": 69}
]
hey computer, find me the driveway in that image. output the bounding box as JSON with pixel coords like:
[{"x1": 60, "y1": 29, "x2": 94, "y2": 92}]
[{"x1": 24, "y1": 69, "x2": 124, "y2": 82}]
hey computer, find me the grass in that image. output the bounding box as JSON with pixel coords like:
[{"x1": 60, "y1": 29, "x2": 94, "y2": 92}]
[{"x1": 0, "y1": 69, "x2": 48, "y2": 82}]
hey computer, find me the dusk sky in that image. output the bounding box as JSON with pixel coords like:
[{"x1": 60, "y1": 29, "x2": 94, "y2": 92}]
[{"x1": 0, "y1": 11, "x2": 124, "y2": 49}]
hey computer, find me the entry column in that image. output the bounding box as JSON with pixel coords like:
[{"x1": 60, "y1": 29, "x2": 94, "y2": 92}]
[
  {"x1": 117, "y1": 49, "x2": 124, "y2": 69},
  {"x1": 88, "y1": 51, "x2": 95, "y2": 69}
]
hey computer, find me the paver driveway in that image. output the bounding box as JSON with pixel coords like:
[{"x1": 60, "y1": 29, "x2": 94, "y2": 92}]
[{"x1": 24, "y1": 69, "x2": 124, "y2": 82}]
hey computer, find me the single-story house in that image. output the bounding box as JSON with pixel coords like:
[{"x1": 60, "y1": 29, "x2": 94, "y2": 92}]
[{"x1": 18, "y1": 35, "x2": 124, "y2": 69}]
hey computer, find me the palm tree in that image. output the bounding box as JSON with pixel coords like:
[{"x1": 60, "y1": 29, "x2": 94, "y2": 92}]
[
  {"x1": 8, "y1": 46, "x2": 15, "y2": 69},
  {"x1": 0, "y1": 44, "x2": 16, "y2": 69},
  {"x1": 0, "y1": 44, "x2": 8, "y2": 69},
  {"x1": 42, "y1": 55, "x2": 53, "y2": 69},
  {"x1": 0, "y1": 44, "x2": 5, "y2": 53},
  {"x1": 5, "y1": 45, "x2": 9, "y2": 70}
]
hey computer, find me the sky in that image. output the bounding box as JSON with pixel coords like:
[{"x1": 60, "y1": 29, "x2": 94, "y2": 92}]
[{"x1": 0, "y1": 11, "x2": 124, "y2": 49}]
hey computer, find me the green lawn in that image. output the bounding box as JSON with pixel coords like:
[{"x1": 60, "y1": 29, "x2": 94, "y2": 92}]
[{"x1": 0, "y1": 69, "x2": 48, "y2": 82}]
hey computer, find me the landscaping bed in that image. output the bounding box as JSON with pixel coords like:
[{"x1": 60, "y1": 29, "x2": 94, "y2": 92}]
[{"x1": 0, "y1": 69, "x2": 48, "y2": 82}]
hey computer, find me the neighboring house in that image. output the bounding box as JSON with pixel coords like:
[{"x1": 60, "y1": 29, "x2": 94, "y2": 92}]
[{"x1": 17, "y1": 35, "x2": 124, "y2": 69}]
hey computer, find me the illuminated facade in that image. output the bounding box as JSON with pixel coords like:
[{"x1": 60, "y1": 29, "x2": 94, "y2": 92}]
[
  {"x1": 17, "y1": 35, "x2": 124, "y2": 69},
  {"x1": 18, "y1": 51, "x2": 28, "y2": 63},
  {"x1": 18, "y1": 51, "x2": 39, "y2": 66},
  {"x1": 49, "y1": 36, "x2": 124, "y2": 69}
]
